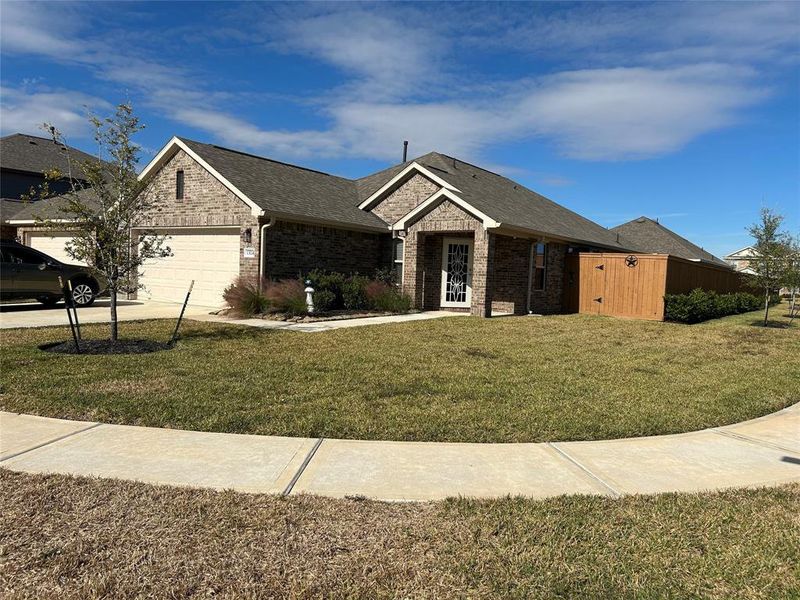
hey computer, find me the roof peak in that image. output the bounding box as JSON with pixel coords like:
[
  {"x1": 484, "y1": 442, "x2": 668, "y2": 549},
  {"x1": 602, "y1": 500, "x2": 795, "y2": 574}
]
[{"x1": 176, "y1": 137, "x2": 340, "y2": 179}]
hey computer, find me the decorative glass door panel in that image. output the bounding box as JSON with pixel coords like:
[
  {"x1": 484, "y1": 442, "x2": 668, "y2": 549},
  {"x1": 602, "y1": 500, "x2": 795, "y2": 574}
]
[{"x1": 440, "y1": 238, "x2": 473, "y2": 307}]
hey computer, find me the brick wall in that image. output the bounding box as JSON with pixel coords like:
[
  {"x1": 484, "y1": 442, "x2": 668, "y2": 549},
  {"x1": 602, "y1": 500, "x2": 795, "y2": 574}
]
[
  {"x1": 492, "y1": 235, "x2": 531, "y2": 315},
  {"x1": 529, "y1": 242, "x2": 566, "y2": 314},
  {"x1": 370, "y1": 173, "x2": 438, "y2": 224},
  {"x1": 263, "y1": 220, "x2": 390, "y2": 280}
]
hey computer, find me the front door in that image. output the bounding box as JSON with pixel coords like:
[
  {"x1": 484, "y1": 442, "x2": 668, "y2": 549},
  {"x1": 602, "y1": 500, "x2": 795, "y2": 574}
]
[{"x1": 440, "y1": 237, "x2": 473, "y2": 308}]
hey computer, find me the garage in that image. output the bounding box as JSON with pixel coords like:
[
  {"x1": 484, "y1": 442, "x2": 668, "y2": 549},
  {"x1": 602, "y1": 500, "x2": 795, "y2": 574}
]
[
  {"x1": 26, "y1": 231, "x2": 87, "y2": 265},
  {"x1": 137, "y1": 228, "x2": 240, "y2": 307}
]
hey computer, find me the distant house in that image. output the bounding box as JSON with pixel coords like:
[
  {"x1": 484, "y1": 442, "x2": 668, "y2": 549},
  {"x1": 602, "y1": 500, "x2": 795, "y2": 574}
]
[
  {"x1": 724, "y1": 246, "x2": 758, "y2": 275},
  {"x1": 0, "y1": 133, "x2": 101, "y2": 262}
]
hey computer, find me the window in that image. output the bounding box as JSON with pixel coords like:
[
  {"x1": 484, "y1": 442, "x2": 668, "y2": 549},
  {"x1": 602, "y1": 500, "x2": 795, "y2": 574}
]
[
  {"x1": 393, "y1": 238, "x2": 404, "y2": 284},
  {"x1": 1, "y1": 245, "x2": 48, "y2": 265},
  {"x1": 176, "y1": 170, "x2": 185, "y2": 200},
  {"x1": 533, "y1": 242, "x2": 547, "y2": 290}
]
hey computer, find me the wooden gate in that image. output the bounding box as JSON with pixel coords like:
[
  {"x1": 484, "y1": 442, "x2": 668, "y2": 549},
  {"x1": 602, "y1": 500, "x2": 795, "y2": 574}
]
[{"x1": 565, "y1": 253, "x2": 669, "y2": 320}]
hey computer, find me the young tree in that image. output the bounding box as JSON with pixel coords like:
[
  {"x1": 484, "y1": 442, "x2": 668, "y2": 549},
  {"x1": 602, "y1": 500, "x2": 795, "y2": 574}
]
[
  {"x1": 746, "y1": 208, "x2": 792, "y2": 326},
  {"x1": 782, "y1": 235, "x2": 800, "y2": 324},
  {"x1": 29, "y1": 103, "x2": 170, "y2": 341}
]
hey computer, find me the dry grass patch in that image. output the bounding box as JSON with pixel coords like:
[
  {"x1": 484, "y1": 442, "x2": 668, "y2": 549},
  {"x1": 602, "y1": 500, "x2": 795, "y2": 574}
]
[
  {"x1": 1, "y1": 310, "x2": 798, "y2": 442},
  {"x1": 1, "y1": 470, "x2": 798, "y2": 599}
]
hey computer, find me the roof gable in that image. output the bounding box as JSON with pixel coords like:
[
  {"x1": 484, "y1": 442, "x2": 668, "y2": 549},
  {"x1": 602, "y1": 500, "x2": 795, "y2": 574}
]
[
  {"x1": 140, "y1": 137, "x2": 388, "y2": 231},
  {"x1": 357, "y1": 160, "x2": 460, "y2": 210}
]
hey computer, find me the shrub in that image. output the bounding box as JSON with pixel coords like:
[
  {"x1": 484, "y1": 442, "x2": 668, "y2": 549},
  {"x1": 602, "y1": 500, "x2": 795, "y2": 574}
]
[
  {"x1": 306, "y1": 270, "x2": 345, "y2": 310},
  {"x1": 313, "y1": 289, "x2": 338, "y2": 313},
  {"x1": 373, "y1": 267, "x2": 398, "y2": 286},
  {"x1": 264, "y1": 279, "x2": 307, "y2": 316},
  {"x1": 342, "y1": 275, "x2": 370, "y2": 310},
  {"x1": 372, "y1": 287, "x2": 412, "y2": 313},
  {"x1": 664, "y1": 288, "x2": 762, "y2": 324},
  {"x1": 223, "y1": 277, "x2": 270, "y2": 317}
]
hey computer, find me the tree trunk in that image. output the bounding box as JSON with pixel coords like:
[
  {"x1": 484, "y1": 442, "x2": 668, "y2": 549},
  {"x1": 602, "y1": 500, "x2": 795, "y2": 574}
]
[
  {"x1": 110, "y1": 285, "x2": 118, "y2": 342},
  {"x1": 763, "y1": 287, "x2": 770, "y2": 327}
]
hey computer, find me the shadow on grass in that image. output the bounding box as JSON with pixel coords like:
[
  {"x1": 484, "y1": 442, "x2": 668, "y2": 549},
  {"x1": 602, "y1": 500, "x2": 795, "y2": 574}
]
[
  {"x1": 178, "y1": 325, "x2": 279, "y2": 342},
  {"x1": 744, "y1": 319, "x2": 795, "y2": 329}
]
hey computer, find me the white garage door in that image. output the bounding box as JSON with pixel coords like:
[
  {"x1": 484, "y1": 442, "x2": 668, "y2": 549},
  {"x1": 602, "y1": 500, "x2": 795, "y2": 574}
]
[
  {"x1": 138, "y1": 228, "x2": 240, "y2": 307},
  {"x1": 27, "y1": 231, "x2": 87, "y2": 265}
]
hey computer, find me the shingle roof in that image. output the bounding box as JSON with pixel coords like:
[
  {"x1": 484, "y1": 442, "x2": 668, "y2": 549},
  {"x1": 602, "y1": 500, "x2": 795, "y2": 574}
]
[
  {"x1": 407, "y1": 152, "x2": 628, "y2": 249},
  {"x1": 163, "y1": 140, "x2": 632, "y2": 249},
  {"x1": 3, "y1": 188, "x2": 99, "y2": 222},
  {"x1": 178, "y1": 138, "x2": 388, "y2": 231},
  {"x1": 611, "y1": 217, "x2": 729, "y2": 267},
  {"x1": 0, "y1": 133, "x2": 99, "y2": 179},
  {"x1": 0, "y1": 198, "x2": 26, "y2": 222}
]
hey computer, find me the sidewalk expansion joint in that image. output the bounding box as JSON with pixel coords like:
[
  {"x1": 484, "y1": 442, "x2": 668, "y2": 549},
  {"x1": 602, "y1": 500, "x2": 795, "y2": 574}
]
[
  {"x1": 711, "y1": 429, "x2": 800, "y2": 456},
  {"x1": 0, "y1": 422, "x2": 103, "y2": 463},
  {"x1": 548, "y1": 442, "x2": 621, "y2": 498},
  {"x1": 282, "y1": 437, "x2": 324, "y2": 496}
]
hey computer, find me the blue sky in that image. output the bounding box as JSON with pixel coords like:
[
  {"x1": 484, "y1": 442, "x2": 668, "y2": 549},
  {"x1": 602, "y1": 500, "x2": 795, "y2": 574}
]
[{"x1": 1, "y1": 0, "x2": 798, "y2": 257}]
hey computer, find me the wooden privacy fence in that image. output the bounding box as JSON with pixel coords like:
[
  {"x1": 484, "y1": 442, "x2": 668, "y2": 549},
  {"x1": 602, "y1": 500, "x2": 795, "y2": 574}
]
[{"x1": 562, "y1": 253, "x2": 743, "y2": 321}]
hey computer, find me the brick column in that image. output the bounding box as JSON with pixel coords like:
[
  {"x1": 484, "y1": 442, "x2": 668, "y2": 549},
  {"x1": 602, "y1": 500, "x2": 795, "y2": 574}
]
[
  {"x1": 470, "y1": 229, "x2": 495, "y2": 317},
  {"x1": 401, "y1": 231, "x2": 425, "y2": 309}
]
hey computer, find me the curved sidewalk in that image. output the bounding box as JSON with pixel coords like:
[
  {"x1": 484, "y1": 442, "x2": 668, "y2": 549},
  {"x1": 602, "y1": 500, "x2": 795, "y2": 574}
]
[{"x1": 1, "y1": 405, "x2": 798, "y2": 501}]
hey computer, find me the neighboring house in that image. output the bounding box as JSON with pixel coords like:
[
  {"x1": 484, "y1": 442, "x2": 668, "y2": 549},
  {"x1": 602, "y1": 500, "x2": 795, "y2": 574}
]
[
  {"x1": 136, "y1": 137, "x2": 632, "y2": 312},
  {"x1": 611, "y1": 216, "x2": 731, "y2": 267},
  {"x1": 724, "y1": 245, "x2": 758, "y2": 275},
  {"x1": 0, "y1": 133, "x2": 100, "y2": 263}
]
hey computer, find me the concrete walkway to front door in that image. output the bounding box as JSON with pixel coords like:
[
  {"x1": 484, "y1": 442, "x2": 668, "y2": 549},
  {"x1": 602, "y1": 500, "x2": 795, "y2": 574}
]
[{"x1": 2, "y1": 404, "x2": 798, "y2": 501}]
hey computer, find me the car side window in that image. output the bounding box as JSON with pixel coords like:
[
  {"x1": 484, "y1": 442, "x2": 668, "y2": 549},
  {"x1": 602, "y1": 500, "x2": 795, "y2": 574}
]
[{"x1": 3, "y1": 247, "x2": 46, "y2": 265}]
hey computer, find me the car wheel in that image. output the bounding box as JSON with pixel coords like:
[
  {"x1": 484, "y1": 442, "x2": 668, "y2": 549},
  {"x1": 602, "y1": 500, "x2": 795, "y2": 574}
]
[
  {"x1": 37, "y1": 295, "x2": 60, "y2": 307},
  {"x1": 71, "y1": 281, "x2": 96, "y2": 307}
]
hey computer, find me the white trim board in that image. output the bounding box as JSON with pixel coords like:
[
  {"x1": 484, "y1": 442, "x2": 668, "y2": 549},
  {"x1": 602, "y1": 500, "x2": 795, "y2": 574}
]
[
  {"x1": 391, "y1": 188, "x2": 501, "y2": 230},
  {"x1": 139, "y1": 137, "x2": 265, "y2": 218},
  {"x1": 358, "y1": 162, "x2": 461, "y2": 211}
]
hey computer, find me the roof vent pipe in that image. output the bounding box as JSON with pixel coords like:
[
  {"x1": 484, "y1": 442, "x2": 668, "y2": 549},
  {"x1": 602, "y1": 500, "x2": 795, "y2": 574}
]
[{"x1": 402, "y1": 141, "x2": 408, "y2": 162}]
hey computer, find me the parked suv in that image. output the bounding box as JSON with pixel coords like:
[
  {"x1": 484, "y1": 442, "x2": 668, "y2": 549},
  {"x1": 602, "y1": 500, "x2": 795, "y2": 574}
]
[{"x1": 0, "y1": 239, "x2": 106, "y2": 306}]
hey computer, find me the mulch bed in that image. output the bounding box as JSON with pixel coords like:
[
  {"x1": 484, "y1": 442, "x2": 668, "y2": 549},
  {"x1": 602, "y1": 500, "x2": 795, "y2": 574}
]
[{"x1": 40, "y1": 339, "x2": 172, "y2": 355}]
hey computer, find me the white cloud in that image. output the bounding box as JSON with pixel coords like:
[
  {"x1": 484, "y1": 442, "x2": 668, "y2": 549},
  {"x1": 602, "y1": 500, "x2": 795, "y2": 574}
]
[
  {"x1": 516, "y1": 65, "x2": 768, "y2": 160},
  {"x1": 0, "y1": 86, "x2": 110, "y2": 137},
  {"x1": 0, "y1": 1, "x2": 794, "y2": 163}
]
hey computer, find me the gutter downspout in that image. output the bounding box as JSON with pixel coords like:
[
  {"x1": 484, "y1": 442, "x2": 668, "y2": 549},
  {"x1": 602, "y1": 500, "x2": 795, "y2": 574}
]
[{"x1": 258, "y1": 217, "x2": 276, "y2": 284}]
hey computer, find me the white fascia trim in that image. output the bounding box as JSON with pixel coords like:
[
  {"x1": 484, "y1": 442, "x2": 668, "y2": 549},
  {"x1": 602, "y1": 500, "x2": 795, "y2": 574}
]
[
  {"x1": 391, "y1": 188, "x2": 501, "y2": 230},
  {"x1": 358, "y1": 162, "x2": 461, "y2": 210},
  {"x1": 138, "y1": 136, "x2": 265, "y2": 218},
  {"x1": 7, "y1": 219, "x2": 76, "y2": 225}
]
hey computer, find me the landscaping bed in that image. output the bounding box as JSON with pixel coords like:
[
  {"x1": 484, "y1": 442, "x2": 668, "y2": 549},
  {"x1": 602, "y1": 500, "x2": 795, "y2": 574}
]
[
  {"x1": 2, "y1": 469, "x2": 797, "y2": 598},
  {"x1": 1, "y1": 309, "x2": 797, "y2": 443}
]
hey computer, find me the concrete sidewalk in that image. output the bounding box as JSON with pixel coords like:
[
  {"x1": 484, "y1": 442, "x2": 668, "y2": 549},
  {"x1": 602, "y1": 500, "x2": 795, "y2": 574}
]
[
  {"x1": 1, "y1": 405, "x2": 798, "y2": 501},
  {"x1": 194, "y1": 310, "x2": 468, "y2": 332},
  {"x1": 1, "y1": 301, "x2": 466, "y2": 333}
]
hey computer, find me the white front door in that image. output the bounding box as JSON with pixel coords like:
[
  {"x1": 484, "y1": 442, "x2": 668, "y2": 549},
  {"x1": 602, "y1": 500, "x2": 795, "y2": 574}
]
[{"x1": 440, "y1": 237, "x2": 473, "y2": 308}]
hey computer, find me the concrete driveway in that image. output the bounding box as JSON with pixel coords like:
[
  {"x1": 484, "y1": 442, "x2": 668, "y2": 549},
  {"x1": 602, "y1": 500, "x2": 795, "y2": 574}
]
[{"x1": 0, "y1": 299, "x2": 211, "y2": 329}]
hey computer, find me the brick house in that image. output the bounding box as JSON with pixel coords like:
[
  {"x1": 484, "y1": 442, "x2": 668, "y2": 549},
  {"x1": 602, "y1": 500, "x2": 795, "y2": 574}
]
[
  {"x1": 134, "y1": 136, "x2": 633, "y2": 314},
  {"x1": 0, "y1": 133, "x2": 101, "y2": 261}
]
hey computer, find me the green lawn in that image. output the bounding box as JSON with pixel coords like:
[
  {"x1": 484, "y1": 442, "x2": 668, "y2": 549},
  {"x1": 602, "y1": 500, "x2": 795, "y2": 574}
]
[
  {"x1": 1, "y1": 308, "x2": 797, "y2": 442},
  {"x1": 2, "y1": 469, "x2": 798, "y2": 598}
]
